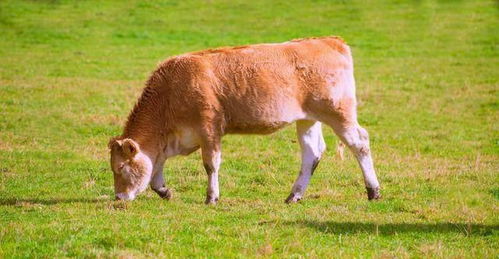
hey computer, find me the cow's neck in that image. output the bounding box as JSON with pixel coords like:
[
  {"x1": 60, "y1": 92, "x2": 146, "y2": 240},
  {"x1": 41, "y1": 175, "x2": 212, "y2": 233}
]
[
  {"x1": 122, "y1": 85, "x2": 172, "y2": 160},
  {"x1": 122, "y1": 115, "x2": 170, "y2": 166},
  {"x1": 120, "y1": 86, "x2": 199, "y2": 160}
]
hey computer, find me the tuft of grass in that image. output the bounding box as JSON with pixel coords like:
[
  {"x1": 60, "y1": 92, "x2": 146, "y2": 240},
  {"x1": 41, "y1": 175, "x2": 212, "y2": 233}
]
[{"x1": 0, "y1": 0, "x2": 498, "y2": 257}]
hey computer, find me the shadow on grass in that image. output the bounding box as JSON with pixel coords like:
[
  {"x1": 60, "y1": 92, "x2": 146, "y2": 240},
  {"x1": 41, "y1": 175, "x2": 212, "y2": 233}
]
[
  {"x1": 280, "y1": 220, "x2": 498, "y2": 236},
  {"x1": 0, "y1": 197, "x2": 106, "y2": 206}
]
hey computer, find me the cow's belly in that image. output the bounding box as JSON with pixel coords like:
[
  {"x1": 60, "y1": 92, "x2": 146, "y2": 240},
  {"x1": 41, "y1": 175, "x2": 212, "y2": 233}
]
[
  {"x1": 225, "y1": 120, "x2": 292, "y2": 134},
  {"x1": 223, "y1": 101, "x2": 308, "y2": 135}
]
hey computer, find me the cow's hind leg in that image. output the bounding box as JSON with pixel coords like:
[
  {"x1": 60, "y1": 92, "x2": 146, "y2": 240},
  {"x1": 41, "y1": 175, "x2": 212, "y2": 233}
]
[
  {"x1": 331, "y1": 122, "x2": 381, "y2": 200},
  {"x1": 313, "y1": 65, "x2": 381, "y2": 200},
  {"x1": 201, "y1": 139, "x2": 221, "y2": 205},
  {"x1": 285, "y1": 120, "x2": 326, "y2": 203}
]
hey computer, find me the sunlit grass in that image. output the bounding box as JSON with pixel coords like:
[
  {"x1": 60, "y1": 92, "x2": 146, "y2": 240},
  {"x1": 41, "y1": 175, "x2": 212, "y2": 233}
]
[{"x1": 0, "y1": 0, "x2": 497, "y2": 257}]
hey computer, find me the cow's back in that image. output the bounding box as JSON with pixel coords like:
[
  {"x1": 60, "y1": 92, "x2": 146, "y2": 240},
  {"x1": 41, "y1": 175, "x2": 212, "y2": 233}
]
[
  {"x1": 192, "y1": 37, "x2": 352, "y2": 134},
  {"x1": 145, "y1": 36, "x2": 353, "y2": 135}
]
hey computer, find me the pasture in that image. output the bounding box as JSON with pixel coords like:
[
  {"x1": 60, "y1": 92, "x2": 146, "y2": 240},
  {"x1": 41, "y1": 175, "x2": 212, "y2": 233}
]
[{"x1": 0, "y1": 0, "x2": 497, "y2": 257}]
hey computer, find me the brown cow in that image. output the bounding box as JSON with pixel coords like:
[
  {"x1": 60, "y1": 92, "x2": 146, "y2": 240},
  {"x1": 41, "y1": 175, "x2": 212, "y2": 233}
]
[{"x1": 108, "y1": 36, "x2": 381, "y2": 204}]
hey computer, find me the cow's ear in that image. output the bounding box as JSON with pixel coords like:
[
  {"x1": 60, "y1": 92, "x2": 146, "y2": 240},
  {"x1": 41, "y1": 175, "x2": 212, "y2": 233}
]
[
  {"x1": 122, "y1": 138, "x2": 140, "y2": 158},
  {"x1": 108, "y1": 136, "x2": 122, "y2": 150}
]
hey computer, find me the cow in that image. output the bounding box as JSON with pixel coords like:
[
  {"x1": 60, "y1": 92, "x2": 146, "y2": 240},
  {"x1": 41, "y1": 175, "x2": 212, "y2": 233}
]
[{"x1": 108, "y1": 36, "x2": 381, "y2": 204}]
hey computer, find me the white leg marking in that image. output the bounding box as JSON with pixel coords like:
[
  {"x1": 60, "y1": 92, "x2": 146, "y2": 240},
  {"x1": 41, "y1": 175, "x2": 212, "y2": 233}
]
[
  {"x1": 286, "y1": 120, "x2": 326, "y2": 203},
  {"x1": 203, "y1": 149, "x2": 221, "y2": 204},
  {"x1": 337, "y1": 125, "x2": 381, "y2": 199}
]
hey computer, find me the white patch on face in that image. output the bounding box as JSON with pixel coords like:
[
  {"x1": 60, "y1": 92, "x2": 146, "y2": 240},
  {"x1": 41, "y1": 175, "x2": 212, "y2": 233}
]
[
  {"x1": 116, "y1": 191, "x2": 136, "y2": 201},
  {"x1": 134, "y1": 151, "x2": 154, "y2": 192},
  {"x1": 115, "y1": 151, "x2": 153, "y2": 200},
  {"x1": 121, "y1": 165, "x2": 134, "y2": 179}
]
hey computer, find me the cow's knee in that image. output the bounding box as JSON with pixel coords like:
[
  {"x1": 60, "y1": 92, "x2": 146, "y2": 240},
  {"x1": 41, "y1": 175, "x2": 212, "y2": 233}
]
[{"x1": 342, "y1": 126, "x2": 371, "y2": 156}]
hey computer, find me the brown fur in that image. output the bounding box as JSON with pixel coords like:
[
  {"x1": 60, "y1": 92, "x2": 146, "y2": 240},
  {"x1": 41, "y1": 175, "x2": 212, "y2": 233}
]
[
  {"x1": 109, "y1": 36, "x2": 364, "y2": 200},
  {"x1": 109, "y1": 138, "x2": 147, "y2": 194},
  {"x1": 121, "y1": 36, "x2": 353, "y2": 151}
]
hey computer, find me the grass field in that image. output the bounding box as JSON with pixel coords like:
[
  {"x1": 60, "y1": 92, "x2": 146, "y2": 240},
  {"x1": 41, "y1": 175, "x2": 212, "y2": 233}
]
[{"x1": 0, "y1": 0, "x2": 498, "y2": 257}]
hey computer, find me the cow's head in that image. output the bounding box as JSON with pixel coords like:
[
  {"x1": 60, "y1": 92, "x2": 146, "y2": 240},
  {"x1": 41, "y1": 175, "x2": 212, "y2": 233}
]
[{"x1": 108, "y1": 137, "x2": 153, "y2": 200}]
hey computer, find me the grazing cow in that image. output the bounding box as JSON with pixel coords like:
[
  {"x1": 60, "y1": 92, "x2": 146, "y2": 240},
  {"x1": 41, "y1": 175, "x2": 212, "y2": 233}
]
[{"x1": 108, "y1": 36, "x2": 381, "y2": 204}]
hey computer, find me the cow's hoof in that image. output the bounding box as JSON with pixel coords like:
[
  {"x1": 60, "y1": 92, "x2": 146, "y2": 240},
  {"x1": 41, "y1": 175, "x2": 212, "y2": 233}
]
[
  {"x1": 155, "y1": 188, "x2": 172, "y2": 200},
  {"x1": 366, "y1": 186, "x2": 381, "y2": 200},
  {"x1": 205, "y1": 196, "x2": 219, "y2": 205},
  {"x1": 285, "y1": 193, "x2": 302, "y2": 204}
]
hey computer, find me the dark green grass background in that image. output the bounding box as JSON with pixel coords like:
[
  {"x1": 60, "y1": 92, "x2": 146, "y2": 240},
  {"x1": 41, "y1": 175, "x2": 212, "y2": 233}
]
[{"x1": 0, "y1": 0, "x2": 497, "y2": 257}]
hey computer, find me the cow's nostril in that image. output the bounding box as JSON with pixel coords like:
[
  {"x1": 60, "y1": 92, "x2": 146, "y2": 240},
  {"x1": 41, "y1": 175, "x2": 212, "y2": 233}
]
[{"x1": 115, "y1": 195, "x2": 121, "y2": 201}]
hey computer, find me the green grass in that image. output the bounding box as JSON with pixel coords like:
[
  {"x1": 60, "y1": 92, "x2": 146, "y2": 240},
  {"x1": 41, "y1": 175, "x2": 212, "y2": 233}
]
[{"x1": 0, "y1": 0, "x2": 498, "y2": 257}]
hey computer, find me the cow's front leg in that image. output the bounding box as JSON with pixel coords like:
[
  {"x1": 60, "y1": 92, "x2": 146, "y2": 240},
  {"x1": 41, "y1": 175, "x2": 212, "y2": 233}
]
[
  {"x1": 286, "y1": 120, "x2": 326, "y2": 203},
  {"x1": 151, "y1": 169, "x2": 172, "y2": 200},
  {"x1": 202, "y1": 142, "x2": 221, "y2": 205}
]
